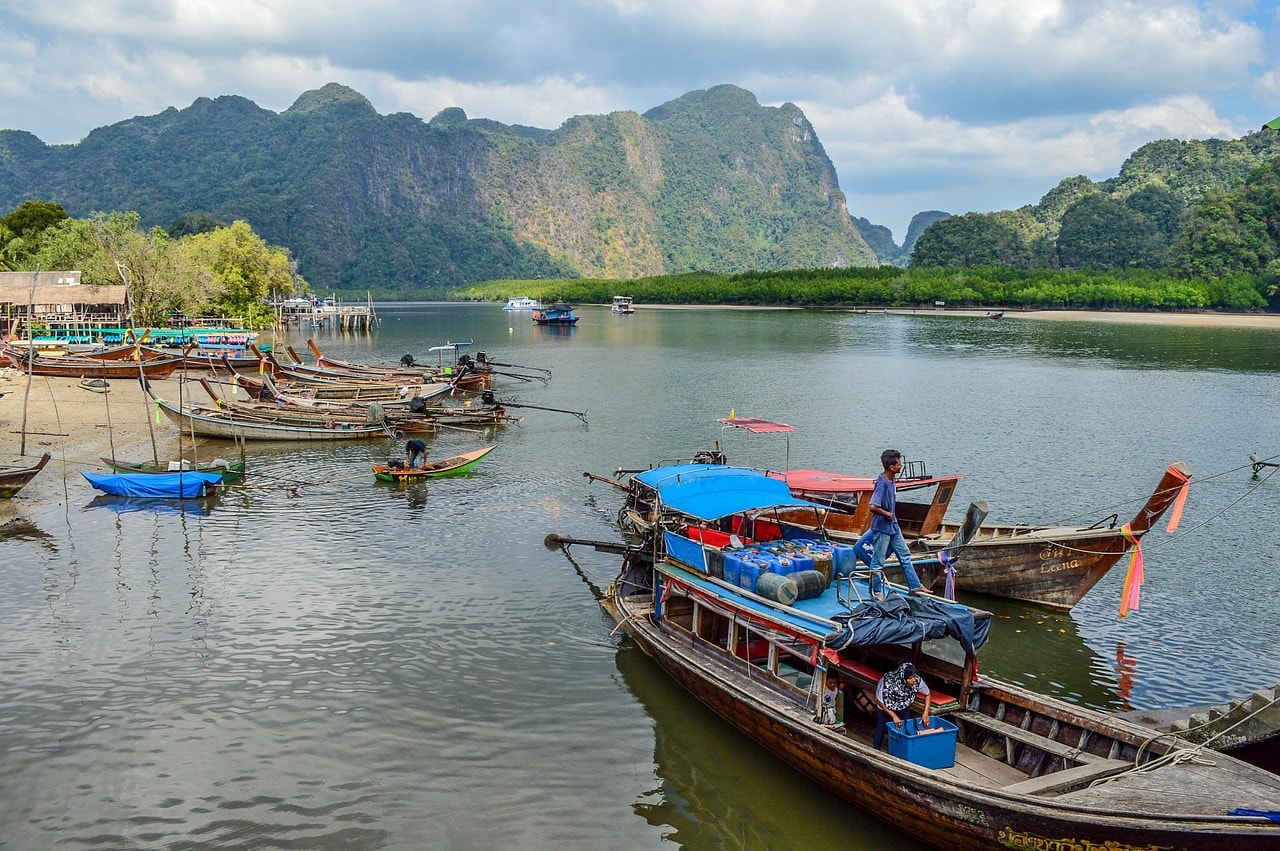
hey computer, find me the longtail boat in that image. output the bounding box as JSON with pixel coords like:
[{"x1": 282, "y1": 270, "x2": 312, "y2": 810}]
[
  {"x1": 0, "y1": 453, "x2": 51, "y2": 498},
  {"x1": 553, "y1": 463, "x2": 1280, "y2": 850},
  {"x1": 99, "y1": 455, "x2": 245, "y2": 482},
  {"x1": 777, "y1": 461, "x2": 1192, "y2": 609},
  {"x1": 196, "y1": 378, "x2": 512, "y2": 431},
  {"x1": 3, "y1": 347, "x2": 183, "y2": 379},
  {"x1": 597, "y1": 419, "x2": 1191, "y2": 609},
  {"x1": 226, "y1": 372, "x2": 450, "y2": 405},
  {"x1": 152, "y1": 394, "x2": 397, "y2": 441},
  {"x1": 372, "y1": 445, "x2": 495, "y2": 481}
]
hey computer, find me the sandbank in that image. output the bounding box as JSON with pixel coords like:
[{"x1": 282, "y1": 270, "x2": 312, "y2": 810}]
[{"x1": 1, "y1": 372, "x2": 201, "y2": 505}]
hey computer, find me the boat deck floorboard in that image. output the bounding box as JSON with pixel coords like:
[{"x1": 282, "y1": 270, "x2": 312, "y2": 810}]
[
  {"x1": 1053, "y1": 757, "x2": 1280, "y2": 815},
  {"x1": 837, "y1": 714, "x2": 1026, "y2": 787}
]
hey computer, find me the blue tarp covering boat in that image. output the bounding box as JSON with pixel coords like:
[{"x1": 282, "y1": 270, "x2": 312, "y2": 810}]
[
  {"x1": 632, "y1": 463, "x2": 822, "y2": 521},
  {"x1": 81, "y1": 470, "x2": 223, "y2": 499}
]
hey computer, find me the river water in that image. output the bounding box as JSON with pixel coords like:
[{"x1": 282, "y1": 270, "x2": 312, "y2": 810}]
[{"x1": 2, "y1": 303, "x2": 1278, "y2": 849}]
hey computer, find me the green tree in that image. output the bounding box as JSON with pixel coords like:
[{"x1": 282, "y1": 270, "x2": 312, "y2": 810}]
[
  {"x1": 910, "y1": 213, "x2": 1035, "y2": 268},
  {"x1": 2, "y1": 200, "x2": 68, "y2": 240},
  {"x1": 167, "y1": 212, "x2": 225, "y2": 238},
  {"x1": 179, "y1": 220, "x2": 298, "y2": 324},
  {"x1": 1056, "y1": 195, "x2": 1164, "y2": 270}
]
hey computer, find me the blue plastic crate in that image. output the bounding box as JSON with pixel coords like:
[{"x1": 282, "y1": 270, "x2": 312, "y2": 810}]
[{"x1": 886, "y1": 717, "x2": 957, "y2": 769}]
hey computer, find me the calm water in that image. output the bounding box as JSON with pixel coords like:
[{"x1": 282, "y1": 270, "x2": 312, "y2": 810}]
[{"x1": 2, "y1": 304, "x2": 1278, "y2": 850}]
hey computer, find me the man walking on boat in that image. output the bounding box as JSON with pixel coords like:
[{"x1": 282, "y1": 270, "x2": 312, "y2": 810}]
[{"x1": 869, "y1": 449, "x2": 925, "y2": 595}]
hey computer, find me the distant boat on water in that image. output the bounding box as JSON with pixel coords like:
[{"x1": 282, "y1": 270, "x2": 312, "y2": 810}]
[
  {"x1": 532, "y1": 303, "x2": 579, "y2": 325},
  {"x1": 611, "y1": 296, "x2": 635, "y2": 314},
  {"x1": 503, "y1": 296, "x2": 541, "y2": 311}
]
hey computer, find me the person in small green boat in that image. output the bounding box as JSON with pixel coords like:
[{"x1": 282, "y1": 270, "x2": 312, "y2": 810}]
[{"x1": 404, "y1": 439, "x2": 428, "y2": 471}]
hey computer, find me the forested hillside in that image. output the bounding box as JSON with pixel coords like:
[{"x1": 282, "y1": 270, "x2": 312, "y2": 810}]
[
  {"x1": 911, "y1": 132, "x2": 1280, "y2": 277},
  {"x1": 0, "y1": 83, "x2": 876, "y2": 293}
]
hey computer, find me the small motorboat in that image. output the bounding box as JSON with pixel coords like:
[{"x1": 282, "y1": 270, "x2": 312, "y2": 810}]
[
  {"x1": 373, "y1": 446, "x2": 496, "y2": 481},
  {"x1": 81, "y1": 469, "x2": 224, "y2": 499}
]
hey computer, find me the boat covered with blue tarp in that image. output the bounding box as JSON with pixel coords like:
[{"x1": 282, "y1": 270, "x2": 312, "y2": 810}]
[{"x1": 81, "y1": 470, "x2": 224, "y2": 498}]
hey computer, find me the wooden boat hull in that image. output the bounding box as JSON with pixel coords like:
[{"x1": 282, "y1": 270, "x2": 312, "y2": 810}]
[
  {"x1": 100, "y1": 456, "x2": 245, "y2": 482},
  {"x1": 372, "y1": 446, "x2": 495, "y2": 481},
  {"x1": 0, "y1": 452, "x2": 51, "y2": 498},
  {"x1": 914, "y1": 523, "x2": 1140, "y2": 608},
  {"x1": 604, "y1": 583, "x2": 1280, "y2": 851},
  {"x1": 5, "y1": 349, "x2": 183, "y2": 378},
  {"x1": 781, "y1": 462, "x2": 1192, "y2": 610},
  {"x1": 154, "y1": 396, "x2": 394, "y2": 441}
]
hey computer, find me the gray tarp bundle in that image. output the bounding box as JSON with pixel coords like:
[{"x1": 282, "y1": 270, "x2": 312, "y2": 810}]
[{"x1": 823, "y1": 595, "x2": 990, "y2": 657}]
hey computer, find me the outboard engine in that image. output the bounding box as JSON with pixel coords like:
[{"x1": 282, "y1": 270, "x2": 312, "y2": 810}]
[{"x1": 400, "y1": 354, "x2": 416, "y2": 367}]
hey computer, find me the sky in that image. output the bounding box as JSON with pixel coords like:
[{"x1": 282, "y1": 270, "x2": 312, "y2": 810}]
[{"x1": 2, "y1": 1, "x2": 1279, "y2": 243}]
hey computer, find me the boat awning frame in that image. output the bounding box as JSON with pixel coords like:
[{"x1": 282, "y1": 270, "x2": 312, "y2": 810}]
[{"x1": 633, "y1": 464, "x2": 824, "y2": 522}]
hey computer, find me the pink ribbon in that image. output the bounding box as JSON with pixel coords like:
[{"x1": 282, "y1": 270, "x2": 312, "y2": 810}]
[{"x1": 1119, "y1": 523, "x2": 1143, "y2": 618}]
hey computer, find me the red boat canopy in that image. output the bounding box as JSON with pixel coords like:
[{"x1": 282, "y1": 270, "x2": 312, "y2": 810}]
[
  {"x1": 777, "y1": 469, "x2": 963, "y2": 494},
  {"x1": 716, "y1": 416, "x2": 794, "y2": 434}
]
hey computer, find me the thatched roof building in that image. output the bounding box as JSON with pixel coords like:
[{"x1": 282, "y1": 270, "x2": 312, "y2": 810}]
[{"x1": 0, "y1": 271, "x2": 128, "y2": 335}]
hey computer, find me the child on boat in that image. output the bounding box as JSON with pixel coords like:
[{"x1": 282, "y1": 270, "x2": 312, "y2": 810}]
[{"x1": 818, "y1": 672, "x2": 845, "y2": 731}]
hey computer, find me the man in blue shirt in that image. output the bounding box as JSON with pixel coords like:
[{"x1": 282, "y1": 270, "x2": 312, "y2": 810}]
[{"x1": 869, "y1": 449, "x2": 925, "y2": 595}]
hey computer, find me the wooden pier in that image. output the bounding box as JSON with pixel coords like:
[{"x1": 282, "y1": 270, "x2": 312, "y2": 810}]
[{"x1": 274, "y1": 295, "x2": 379, "y2": 331}]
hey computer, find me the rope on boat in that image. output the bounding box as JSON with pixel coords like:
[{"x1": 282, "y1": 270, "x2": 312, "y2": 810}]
[
  {"x1": 1012, "y1": 459, "x2": 1279, "y2": 558},
  {"x1": 1080, "y1": 689, "x2": 1280, "y2": 792},
  {"x1": 1130, "y1": 687, "x2": 1280, "y2": 765}
]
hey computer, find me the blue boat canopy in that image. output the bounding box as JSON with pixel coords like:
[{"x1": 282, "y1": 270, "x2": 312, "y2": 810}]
[
  {"x1": 82, "y1": 470, "x2": 223, "y2": 499},
  {"x1": 634, "y1": 464, "x2": 824, "y2": 521}
]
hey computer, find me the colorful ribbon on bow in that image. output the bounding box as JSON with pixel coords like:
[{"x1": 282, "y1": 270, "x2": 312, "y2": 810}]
[
  {"x1": 1119, "y1": 523, "x2": 1143, "y2": 618},
  {"x1": 1166, "y1": 471, "x2": 1191, "y2": 532},
  {"x1": 939, "y1": 550, "x2": 956, "y2": 600}
]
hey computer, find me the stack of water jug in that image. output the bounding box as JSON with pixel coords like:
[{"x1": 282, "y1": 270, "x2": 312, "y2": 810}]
[{"x1": 721, "y1": 538, "x2": 867, "y2": 605}]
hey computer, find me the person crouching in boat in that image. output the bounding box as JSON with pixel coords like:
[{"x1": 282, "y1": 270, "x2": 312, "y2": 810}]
[
  {"x1": 404, "y1": 438, "x2": 428, "y2": 471},
  {"x1": 873, "y1": 662, "x2": 932, "y2": 749}
]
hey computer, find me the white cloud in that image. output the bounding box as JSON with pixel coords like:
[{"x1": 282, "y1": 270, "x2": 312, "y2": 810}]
[{"x1": 0, "y1": 0, "x2": 1275, "y2": 243}]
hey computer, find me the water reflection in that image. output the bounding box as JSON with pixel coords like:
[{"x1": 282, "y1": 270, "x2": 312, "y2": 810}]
[
  {"x1": 962, "y1": 594, "x2": 1126, "y2": 710},
  {"x1": 899, "y1": 315, "x2": 1280, "y2": 373},
  {"x1": 616, "y1": 641, "x2": 930, "y2": 850},
  {"x1": 82, "y1": 493, "x2": 220, "y2": 515},
  {"x1": 0, "y1": 516, "x2": 57, "y2": 550}
]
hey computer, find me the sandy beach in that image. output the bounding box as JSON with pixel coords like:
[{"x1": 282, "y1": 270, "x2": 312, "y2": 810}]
[
  {"x1": 887, "y1": 307, "x2": 1280, "y2": 329},
  {"x1": 1, "y1": 372, "x2": 197, "y2": 504},
  {"x1": 1009, "y1": 309, "x2": 1280, "y2": 329}
]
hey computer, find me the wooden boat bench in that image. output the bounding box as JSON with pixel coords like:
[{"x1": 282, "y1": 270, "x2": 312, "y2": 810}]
[
  {"x1": 951, "y1": 710, "x2": 1106, "y2": 765},
  {"x1": 998, "y1": 758, "x2": 1133, "y2": 796}
]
